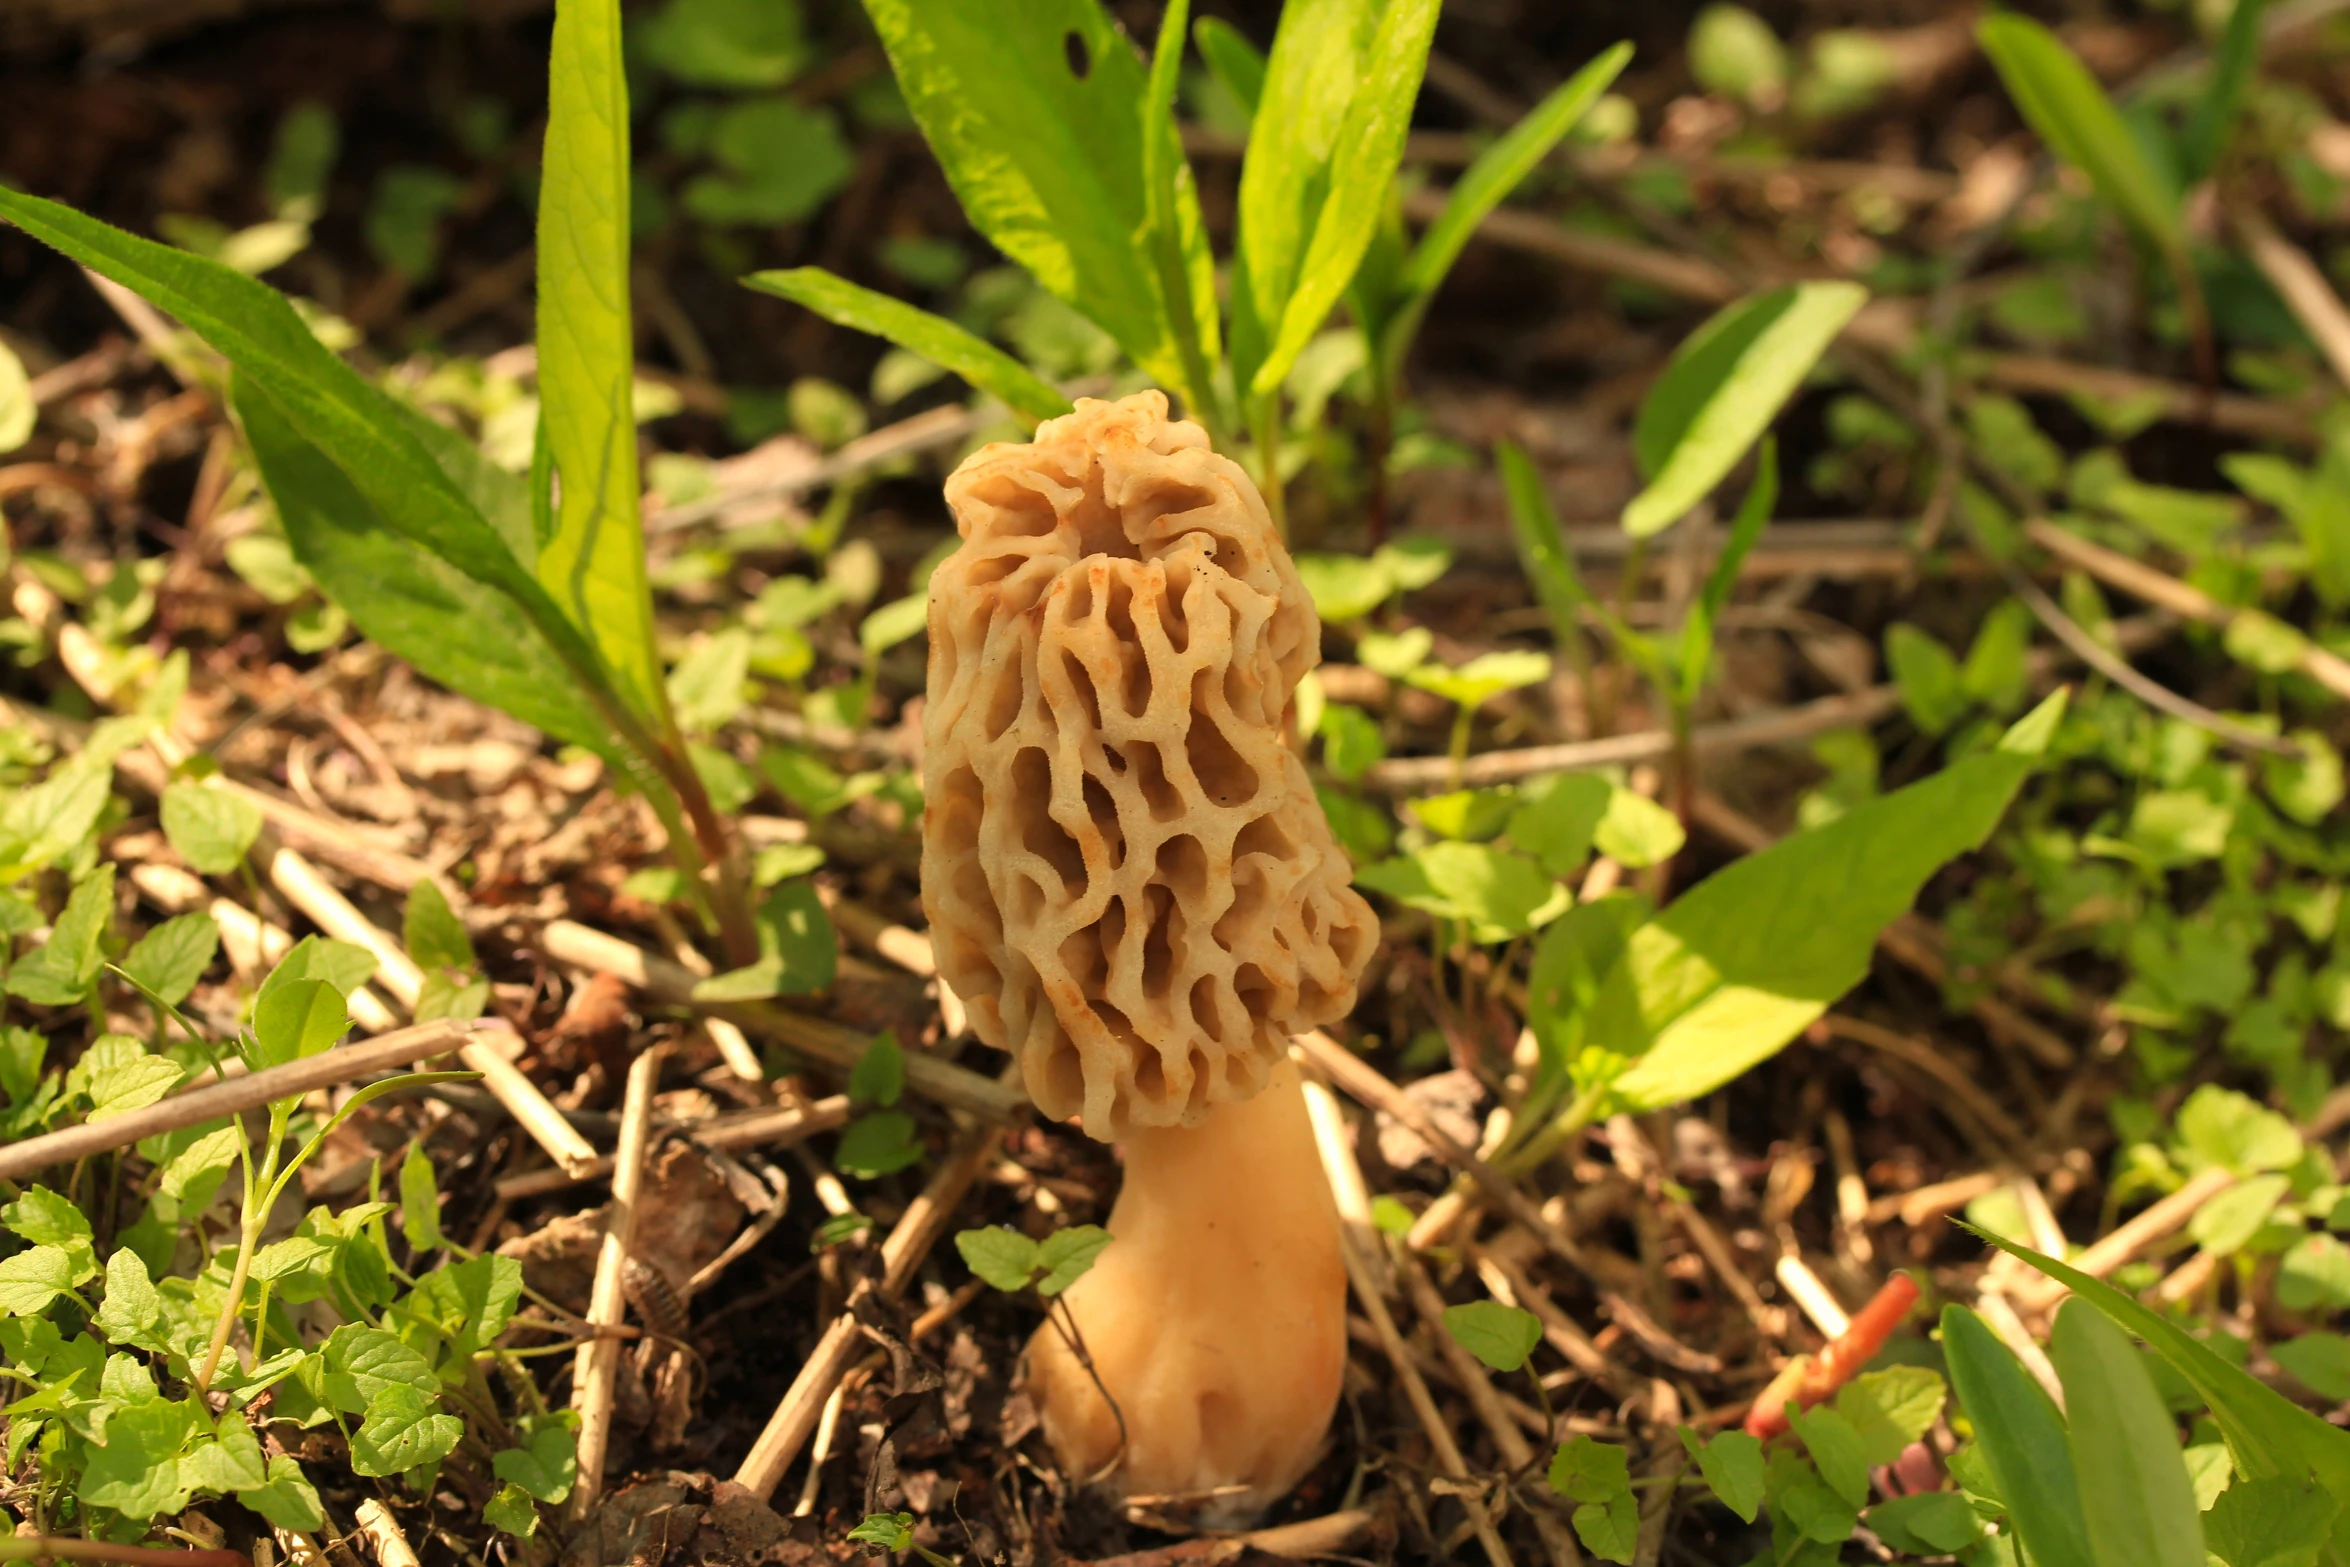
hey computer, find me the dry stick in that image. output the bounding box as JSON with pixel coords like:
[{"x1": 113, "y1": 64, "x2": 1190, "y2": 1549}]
[
  {"x1": 1293, "y1": 1031, "x2": 1591, "y2": 1281},
  {"x1": 0, "y1": 1540, "x2": 248, "y2": 1567},
  {"x1": 1308, "y1": 1135, "x2": 1515, "y2": 1567},
  {"x1": 2009, "y1": 1166, "x2": 2237, "y2": 1314},
  {"x1": 1301, "y1": 1078, "x2": 1394, "y2": 1296},
  {"x1": 349, "y1": 1503, "x2": 419, "y2": 1567},
  {"x1": 1818, "y1": 1016, "x2": 2035, "y2": 1157},
  {"x1": 539, "y1": 919, "x2": 1027, "y2": 1122},
  {"x1": 494, "y1": 1096, "x2": 853, "y2": 1199},
  {"x1": 2026, "y1": 519, "x2": 2350, "y2": 705},
  {"x1": 1773, "y1": 1255, "x2": 1851, "y2": 1340},
  {"x1": 0, "y1": 1018, "x2": 496, "y2": 1182},
  {"x1": 2234, "y1": 207, "x2": 2350, "y2": 394},
  {"x1": 572, "y1": 1043, "x2": 666, "y2": 1517},
  {"x1": 1362, "y1": 685, "x2": 1901, "y2": 792},
  {"x1": 828, "y1": 897, "x2": 969, "y2": 1038},
  {"x1": 732, "y1": 1121, "x2": 1004, "y2": 1500},
  {"x1": 1397, "y1": 1255, "x2": 1584, "y2": 1567},
  {"x1": 265, "y1": 848, "x2": 600, "y2": 1175}
]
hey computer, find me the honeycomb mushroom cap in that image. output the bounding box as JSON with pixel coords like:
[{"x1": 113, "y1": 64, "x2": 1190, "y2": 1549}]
[{"x1": 922, "y1": 392, "x2": 1376, "y2": 1139}]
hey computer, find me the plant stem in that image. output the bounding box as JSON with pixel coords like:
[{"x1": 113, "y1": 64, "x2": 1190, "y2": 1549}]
[
  {"x1": 1253, "y1": 392, "x2": 1287, "y2": 540},
  {"x1": 0, "y1": 1539, "x2": 248, "y2": 1567},
  {"x1": 1448, "y1": 703, "x2": 1474, "y2": 788},
  {"x1": 195, "y1": 1223, "x2": 257, "y2": 1392},
  {"x1": 1364, "y1": 385, "x2": 1394, "y2": 548}
]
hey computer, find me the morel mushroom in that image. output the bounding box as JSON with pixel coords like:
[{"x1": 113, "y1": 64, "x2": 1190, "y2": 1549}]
[{"x1": 923, "y1": 392, "x2": 1377, "y2": 1516}]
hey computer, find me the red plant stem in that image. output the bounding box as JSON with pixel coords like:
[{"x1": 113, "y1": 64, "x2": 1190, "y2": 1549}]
[
  {"x1": 0, "y1": 1538, "x2": 248, "y2": 1567},
  {"x1": 1743, "y1": 1273, "x2": 1923, "y2": 1440}
]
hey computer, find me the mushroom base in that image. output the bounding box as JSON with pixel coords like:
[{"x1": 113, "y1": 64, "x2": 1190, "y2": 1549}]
[{"x1": 1021, "y1": 1057, "x2": 1346, "y2": 1526}]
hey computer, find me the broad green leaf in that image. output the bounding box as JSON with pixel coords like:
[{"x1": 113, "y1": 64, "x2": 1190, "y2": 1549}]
[
  {"x1": 859, "y1": 593, "x2": 929, "y2": 659},
  {"x1": 404, "y1": 878, "x2": 474, "y2": 974},
  {"x1": 492, "y1": 1419, "x2": 578, "y2": 1503},
  {"x1": 1387, "y1": 43, "x2": 1631, "y2": 365},
  {"x1": 2190, "y1": 1173, "x2": 2290, "y2": 1257},
  {"x1": 1232, "y1": 0, "x2": 1380, "y2": 395},
  {"x1": 251, "y1": 1236, "x2": 335, "y2": 1284},
  {"x1": 1318, "y1": 703, "x2": 1387, "y2": 784},
  {"x1": 1572, "y1": 1494, "x2": 1638, "y2": 1564},
  {"x1": 2274, "y1": 1333, "x2": 2350, "y2": 1401},
  {"x1": 80, "y1": 1396, "x2": 196, "y2": 1516},
  {"x1": 1867, "y1": 1492, "x2": 1983, "y2": 1555},
  {"x1": 1788, "y1": 1403, "x2": 1871, "y2": 1509},
  {"x1": 95, "y1": 1249, "x2": 168, "y2": 1352},
  {"x1": 1409, "y1": 788, "x2": 1516, "y2": 843},
  {"x1": 351, "y1": 1382, "x2": 464, "y2": 1476},
  {"x1": 1036, "y1": 1224, "x2": 1112, "y2": 1296},
  {"x1": 639, "y1": 0, "x2": 809, "y2": 88},
  {"x1": 1509, "y1": 773, "x2": 1611, "y2": 878},
  {"x1": 1295, "y1": 553, "x2": 1394, "y2": 622},
  {"x1": 485, "y1": 1482, "x2": 540, "y2": 1538},
  {"x1": 536, "y1": 0, "x2": 662, "y2": 724},
  {"x1": 1253, "y1": 0, "x2": 1442, "y2": 395},
  {"x1": 849, "y1": 1032, "x2": 904, "y2": 1108},
  {"x1": 1499, "y1": 439, "x2": 1594, "y2": 650},
  {"x1": 4, "y1": 1187, "x2": 95, "y2": 1279},
  {"x1": 162, "y1": 781, "x2": 263, "y2": 875},
  {"x1": 1601, "y1": 696, "x2": 2059, "y2": 1110},
  {"x1": 1973, "y1": 1230, "x2": 2350, "y2": 1516},
  {"x1": 1139, "y1": 0, "x2": 1218, "y2": 414},
  {"x1": 1624, "y1": 282, "x2": 1867, "y2": 538},
  {"x1": 0, "y1": 752, "x2": 115, "y2": 884},
  {"x1": 405, "y1": 1253, "x2": 524, "y2": 1360},
  {"x1": 0, "y1": 194, "x2": 612, "y2": 704},
  {"x1": 850, "y1": 1514, "x2": 917, "y2": 1552},
  {"x1": 1354, "y1": 842, "x2": 1568, "y2": 938},
  {"x1": 836, "y1": 1110, "x2": 923, "y2": 1179},
  {"x1": 121, "y1": 912, "x2": 220, "y2": 1008},
  {"x1": 239, "y1": 1453, "x2": 326, "y2": 1531},
  {"x1": 1356, "y1": 627, "x2": 1432, "y2": 678},
  {"x1": 7, "y1": 865, "x2": 115, "y2": 1006},
  {"x1": 1941, "y1": 1305, "x2": 2094, "y2": 1567},
  {"x1": 1548, "y1": 1434, "x2": 1632, "y2": 1504},
  {"x1": 744, "y1": 269, "x2": 1072, "y2": 427},
  {"x1": 694, "y1": 880, "x2": 836, "y2": 1001},
  {"x1": 2177, "y1": 1085, "x2": 2302, "y2": 1174},
  {"x1": 1405, "y1": 650, "x2": 1553, "y2": 710},
  {"x1": 182, "y1": 1411, "x2": 270, "y2": 1494},
  {"x1": 666, "y1": 628, "x2": 750, "y2": 735},
  {"x1": 1978, "y1": 15, "x2": 2183, "y2": 259},
  {"x1": 252, "y1": 977, "x2": 349, "y2": 1068},
  {"x1": 400, "y1": 1144, "x2": 444, "y2": 1252},
  {"x1": 1443, "y1": 1300, "x2": 1542, "y2": 1373},
  {"x1": 1592, "y1": 786, "x2": 1685, "y2": 869},
  {"x1": 859, "y1": 0, "x2": 1198, "y2": 390},
  {"x1": 2051, "y1": 1299, "x2": 2204, "y2": 1567},
  {"x1": 322, "y1": 1323, "x2": 439, "y2": 1414},
  {"x1": 956, "y1": 1226, "x2": 1042, "y2": 1292},
  {"x1": 87, "y1": 1057, "x2": 187, "y2": 1124},
  {"x1": 232, "y1": 380, "x2": 621, "y2": 761},
  {"x1": 1679, "y1": 1427, "x2": 1764, "y2": 1523},
  {"x1": 1835, "y1": 1365, "x2": 1945, "y2": 1466},
  {"x1": 2205, "y1": 1476, "x2": 2338, "y2": 1567}
]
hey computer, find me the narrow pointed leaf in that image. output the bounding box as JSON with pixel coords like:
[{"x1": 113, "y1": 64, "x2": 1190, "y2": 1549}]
[
  {"x1": 2049, "y1": 1300, "x2": 2204, "y2": 1567},
  {"x1": 1942, "y1": 1305, "x2": 2095, "y2": 1567},
  {"x1": 745, "y1": 269, "x2": 1070, "y2": 427},
  {"x1": 1978, "y1": 15, "x2": 2183, "y2": 257}
]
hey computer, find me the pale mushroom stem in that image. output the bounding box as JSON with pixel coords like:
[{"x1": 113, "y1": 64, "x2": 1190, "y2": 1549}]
[{"x1": 1022, "y1": 1058, "x2": 1346, "y2": 1523}]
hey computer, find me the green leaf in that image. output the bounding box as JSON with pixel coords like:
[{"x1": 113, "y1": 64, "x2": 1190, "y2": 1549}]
[
  {"x1": 745, "y1": 269, "x2": 1071, "y2": 427},
  {"x1": 87, "y1": 1056, "x2": 186, "y2": 1124},
  {"x1": 1788, "y1": 1403, "x2": 1871, "y2": 1509},
  {"x1": 252, "y1": 977, "x2": 349, "y2": 1068},
  {"x1": 7, "y1": 865, "x2": 115, "y2": 1006},
  {"x1": 1509, "y1": 773, "x2": 1611, "y2": 878},
  {"x1": 667, "y1": 628, "x2": 750, "y2": 734},
  {"x1": 1678, "y1": 440, "x2": 1776, "y2": 701},
  {"x1": 1405, "y1": 650, "x2": 1553, "y2": 710},
  {"x1": 399, "y1": 1144, "x2": 444, "y2": 1252},
  {"x1": 536, "y1": 0, "x2": 662, "y2": 725},
  {"x1": 241, "y1": 1453, "x2": 327, "y2": 1531},
  {"x1": 1571, "y1": 1493, "x2": 1638, "y2": 1565},
  {"x1": 836, "y1": 1110, "x2": 923, "y2": 1179},
  {"x1": 1409, "y1": 789, "x2": 1517, "y2": 843},
  {"x1": 695, "y1": 880, "x2": 836, "y2": 1001},
  {"x1": 639, "y1": 0, "x2": 809, "y2": 87},
  {"x1": 1318, "y1": 703, "x2": 1387, "y2": 784},
  {"x1": 251, "y1": 1236, "x2": 336, "y2": 1284},
  {"x1": 859, "y1": 593, "x2": 929, "y2": 660},
  {"x1": 858, "y1": 0, "x2": 1197, "y2": 390},
  {"x1": 1600, "y1": 697, "x2": 2058, "y2": 1110},
  {"x1": 2177, "y1": 1084, "x2": 2301, "y2": 1174},
  {"x1": 4, "y1": 1187, "x2": 95, "y2": 1281},
  {"x1": 1498, "y1": 439, "x2": 1593, "y2": 649},
  {"x1": 1, "y1": 752, "x2": 116, "y2": 884},
  {"x1": 1402, "y1": 46, "x2": 1630, "y2": 320},
  {"x1": 1866, "y1": 1492, "x2": 1983, "y2": 1555},
  {"x1": 404, "y1": 879, "x2": 474, "y2": 974},
  {"x1": 1139, "y1": 0, "x2": 1217, "y2": 415},
  {"x1": 2050, "y1": 1298, "x2": 2204, "y2": 1567},
  {"x1": 492, "y1": 1419, "x2": 578, "y2": 1503},
  {"x1": 1678, "y1": 1427, "x2": 1764, "y2": 1523},
  {"x1": 1970, "y1": 1230, "x2": 2350, "y2": 1518},
  {"x1": 485, "y1": 1482, "x2": 540, "y2": 1538},
  {"x1": 2205, "y1": 1476, "x2": 2338, "y2": 1567},
  {"x1": 0, "y1": 196, "x2": 612, "y2": 715},
  {"x1": 1443, "y1": 1300, "x2": 1542, "y2": 1373},
  {"x1": 2189, "y1": 1173, "x2": 2289, "y2": 1257},
  {"x1": 119, "y1": 911, "x2": 221, "y2": 1008},
  {"x1": 2273, "y1": 1333, "x2": 2350, "y2": 1401},
  {"x1": 1549, "y1": 1434, "x2": 1632, "y2": 1504},
  {"x1": 1978, "y1": 14, "x2": 2183, "y2": 260},
  {"x1": 1036, "y1": 1225, "x2": 1112, "y2": 1296},
  {"x1": 1939, "y1": 1305, "x2": 2095, "y2": 1567},
  {"x1": 351, "y1": 1382, "x2": 464, "y2": 1476},
  {"x1": 1624, "y1": 282, "x2": 1867, "y2": 538},
  {"x1": 1354, "y1": 842, "x2": 1568, "y2": 938},
  {"x1": 956, "y1": 1227, "x2": 1041, "y2": 1292},
  {"x1": 1294, "y1": 553, "x2": 1394, "y2": 623},
  {"x1": 404, "y1": 1253, "x2": 524, "y2": 1360},
  {"x1": 849, "y1": 1513, "x2": 917, "y2": 1552},
  {"x1": 182, "y1": 1411, "x2": 270, "y2": 1494},
  {"x1": 850, "y1": 1032, "x2": 905, "y2": 1109},
  {"x1": 322, "y1": 1323, "x2": 439, "y2": 1414},
  {"x1": 80, "y1": 1396, "x2": 196, "y2": 1516},
  {"x1": 1194, "y1": 17, "x2": 1265, "y2": 118},
  {"x1": 234, "y1": 381, "x2": 621, "y2": 763},
  {"x1": 1835, "y1": 1365, "x2": 1945, "y2": 1466},
  {"x1": 1251, "y1": 0, "x2": 1443, "y2": 396},
  {"x1": 94, "y1": 1249, "x2": 168, "y2": 1352},
  {"x1": 1592, "y1": 786, "x2": 1685, "y2": 869}
]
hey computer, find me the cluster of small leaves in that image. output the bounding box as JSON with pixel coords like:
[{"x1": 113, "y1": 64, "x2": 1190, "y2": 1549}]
[{"x1": 954, "y1": 1224, "x2": 1112, "y2": 1299}]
